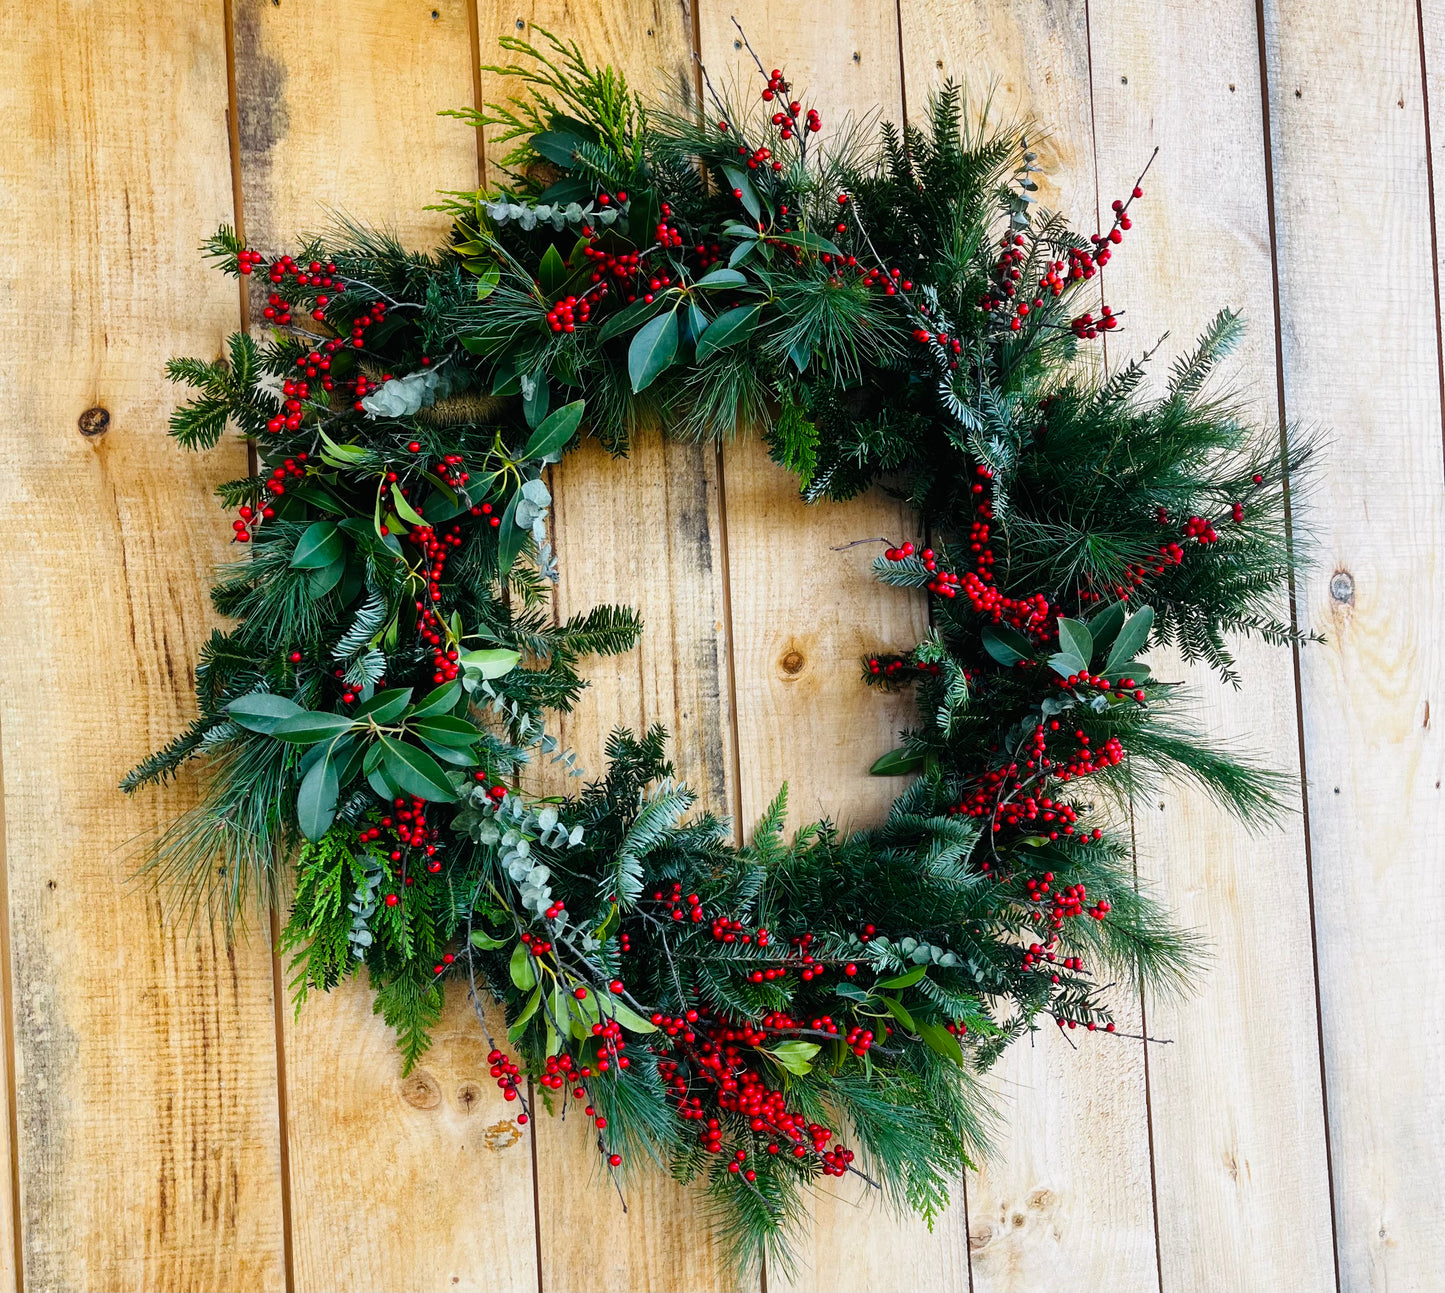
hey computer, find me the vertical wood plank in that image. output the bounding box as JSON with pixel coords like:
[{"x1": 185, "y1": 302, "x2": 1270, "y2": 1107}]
[
  {"x1": 0, "y1": 4, "x2": 287, "y2": 1289},
  {"x1": 695, "y1": 5, "x2": 957, "y2": 1291},
  {"x1": 1266, "y1": 0, "x2": 1445, "y2": 1287},
  {"x1": 897, "y1": 6, "x2": 1160, "y2": 1291},
  {"x1": 703, "y1": 1, "x2": 929, "y2": 840},
  {"x1": 229, "y1": 3, "x2": 539, "y2": 1288},
  {"x1": 477, "y1": 4, "x2": 742, "y2": 1290},
  {"x1": 1086, "y1": 4, "x2": 1336, "y2": 1289}
]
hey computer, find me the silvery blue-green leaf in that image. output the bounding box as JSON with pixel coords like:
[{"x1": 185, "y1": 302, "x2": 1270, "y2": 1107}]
[{"x1": 360, "y1": 367, "x2": 443, "y2": 418}]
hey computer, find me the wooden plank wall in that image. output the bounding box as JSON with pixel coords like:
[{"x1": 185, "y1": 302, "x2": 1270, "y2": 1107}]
[{"x1": 2, "y1": 1, "x2": 1444, "y2": 1290}]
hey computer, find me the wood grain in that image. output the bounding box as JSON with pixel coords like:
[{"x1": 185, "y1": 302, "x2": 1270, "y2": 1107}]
[
  {"x1": 476, "y1": 3, "x2": 744, "y2": 1289},
  {"x1": 1087, "y1": 4, "x2": 1336, "y2": 1289},
  {"x1": 694, "y1": 5, "x2": 957, "y2": 1290},
  {"x1": 1266, "y1": 0, "x2": 1445, "y2": 1287},
  {"x1": 0, "y1": 3, "x2": 287, "y2": 1288},
  {"x1": 898, "y1": 6, "x2": 1159, "y2": 1290},
  {"x1": 228, "y1": 3, "x2": 539, "y2": 1289}
]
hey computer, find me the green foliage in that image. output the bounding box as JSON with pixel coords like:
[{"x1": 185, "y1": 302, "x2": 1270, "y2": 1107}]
[{"x1": 128, "y1": 34, "x2": 1318, "y2": 1283}]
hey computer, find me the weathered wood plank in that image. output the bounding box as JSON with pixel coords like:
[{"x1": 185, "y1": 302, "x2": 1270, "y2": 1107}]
[
  {"x1": 229, "y1": 3, "x2": 540, "y2": 1288},
  {"x1": 1266, "y1": 0, "x2": 1445, "y2": 1287},
  {"x1": 1087, "y1": 4, "x2": 1337, "y2": 1289},
  {"x1": 694, "y1": 5, "x2": 959, "y2": 1290},
  {"x1": 898, "y1": 6, "x2": 1160, "y2": 1290},
  {"x1": 478, "y1": 4, "x2": 744, "y2": 1289},
  {"x1": 0, "y1": 4, "x2": 287, "y2": 1288}
]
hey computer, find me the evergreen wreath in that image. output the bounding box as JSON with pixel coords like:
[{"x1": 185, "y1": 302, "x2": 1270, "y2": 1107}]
[{"x1": 126, "y1": 28, "x2": 1312, "y2": 1274}]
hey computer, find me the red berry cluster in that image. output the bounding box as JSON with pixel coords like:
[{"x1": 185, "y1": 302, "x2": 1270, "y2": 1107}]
[
  {"x1": 433, "y1": 453, "x2": 470, "y2": 487},
  {"x1": 236, "y1": 248, "x2": 264, "y2": 275},
  {"x1": 231, "y1": 498, "x2": 275, "y2": 542},
  {"x1": 488, "y1": 1047, "x2": 525, "y2": 1107},
  {"x1": 652, "y1": 882, "x2": 706, "y2": 924},
  {"x1": 408, "y1": 520, "x2": 463, "y2": 616},
  {"x1": 710, "y1": 913, "x2": 770, "y2": 945},
  {"x1": 545, "y1": 293, "x2": 590, "y2": 333},
  {"x1": 1182, "y1": 514, "x2": 1220, "y2": 544},
  {"x1": 358, "y1": 796, "x2": 440, "y2": 871},
  {"x1": 1070, "y1": 305, "x2": 1117, "y2": 339},
  {"x1": 759, "y1": 67, "x2": 821, "y2": 138}
]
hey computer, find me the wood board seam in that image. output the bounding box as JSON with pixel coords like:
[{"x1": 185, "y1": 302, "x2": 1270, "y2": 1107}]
[
  {"x1": 0, "y1": 718, "x2": 25, "y2": 1291},
  {"x1": 1253, "y1": 1, "x2": 1344, "y2": 1286},
  {"x1": 1416, "y1": 0, "x2": 1445, "y2": 483},
  {"x1": 1082, "y1": 6, "x2": 1164, "y2": 1280},
  {"x1": 223, "y1": 1, "x2": 294, "y2": 1285}
]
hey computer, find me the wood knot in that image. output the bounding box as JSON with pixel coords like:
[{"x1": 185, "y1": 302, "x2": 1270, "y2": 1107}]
[
  {"x1": 780, "y1": 649, "x2": 805, "y2": 675},
  {"x1": 454, "y1": 1081, "x2": 482, "y2": 1112},
  {"x1": 1329, "y1": 569, "x2": 1355, "y2": 605},
  {"x1": 78, "y1": 407, "x2": 110, "y2": 437},
  {"x1": 483, "y1": 1119, "x2": 522, "y2": 1151},
  {"x1": 1027, "y1": 1188, "x2": 1056, "y2": 1211},
  {"x1": 399, "y1": 1070, "x2": 442, "y2": 1110}
]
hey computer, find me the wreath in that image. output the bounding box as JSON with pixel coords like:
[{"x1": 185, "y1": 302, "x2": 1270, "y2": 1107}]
[{"x1": 126, "y1": 29, "x2": 1310, "y2": 1274}]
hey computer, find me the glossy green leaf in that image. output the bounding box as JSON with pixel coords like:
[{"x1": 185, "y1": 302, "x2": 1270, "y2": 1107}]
[
  {"x1": 510, "y1": 940, "x2": 538, "y2": 991},
  {"x1": 228, "y1": 693, "x2": 303, "y2": 733},
  {"x1": 389, "y1": 484, "x2": 426, "y2": 527},
  {"x1": 470, "y1": 928, "x2": 507, "y2": 950},
  {"x1": 1086, "y1": 601, "x2": 1127, "y2": 656},
  {"x1": 1104, "y1": 605, "x2": 1155, "y2": 676},
  {"x1": 521, "y1": 399, "x2": 585, "y2": 461},
  {"x1": 695, "y1": 304, "x2": 761, "y2": 362},
  {"x1": 291, "y1": 521, "x2": 343, "y2": 569},
  {"x1": 529, "y1": 130, "x2": 582, "y2": 167},
  {"x1": 271, "y1": 711, "x2": 355, "y2": 744},
  {"x1": 720, "y1": 165, "x2": 762, "y2": 221},
  {"x1": 875, "y1": 964, "x2": 928, "y2": 990},
  {"x1": 378, "y1": 735, "x2": 457, "y2": 802},
  {"x1": 760, "y1": 1040, "x2": 819, "y2": 1075},
  {"x1": 538, "y1": 243, "x2": 567, "y2": 296},
  {"x1": 915, "y1": 1020, "x2": 965, "y2": 1066},
  {"x1": 1048, "y1": 651, "x2": 1090, "y2": 679},
  {"x1": 296, "y1": 745, "x2": 341, "y2": 840},
  {"x1": 628, "y1": 309, "x2": 678, "y2": 393},
  {"x1": 473, "y1": 262, "x2": 500, "y2": 301},
  {"x1": 693, "y1": 267, "x2": 747, "y2": 288},
  {"x1": 869, "y1": 747, "x2": 925, "y2": 776},
  {"x1": 880, "y1": 995, "x2": 917, "y2": 1033},
  {"x1": 981, "y1": 623, "x2": 1033, "y2": 666},
  {"x1": 508, "y1": 985, "x2": 543, "y2": 1042},
  {"x1": 411, "y1": 680, "x2": 463, "y2": 718},
  {"x1": 1055, "y1": 618, "x2": 1093, "y2": 666},
  {"x1": 411, "y1": 715, "x2": 482, "y2": 748},
  {"x1": 351, "y1": 687, "x2": 412, "y2": 724},
  {"x1": 459, "y1": 648, "x2": 520, "y2": 680},
  {"x1": 598, "y1": 294, "x2": 664, "y2": 343},
  {"x1": 495, "y1": 490, "x2": 526, "y2": 578},
  {"x1": 307, "y1": 556, "x2": 346, "y2": 600}
]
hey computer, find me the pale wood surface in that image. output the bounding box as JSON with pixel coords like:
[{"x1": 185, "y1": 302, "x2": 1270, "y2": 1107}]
[
  {"x1": 0, "y1": 2, "x2": 287, "y2": 1289},
  {"x1": 479, "y1": 4, "x2": 745, "y2": 1290},
  {"x1": 1088, "y1": 4, "x2": 1337, "y2": 1289},
  {"x1": 900, "y1": 6, "x2": 1159, "y2": 1291},
  {"x1": 1266, "y1": 0, "x2": 1445, "y2": 1288},
  {"x1": 9, "y1": 0, "x2": 1445, "y2": 1288},
  {"x1": 228, "y1": 3, "x2": 538, "y2": 1289},
  {"x1": 697, "y1": 5, "x2": 954, "y2": 1290}
]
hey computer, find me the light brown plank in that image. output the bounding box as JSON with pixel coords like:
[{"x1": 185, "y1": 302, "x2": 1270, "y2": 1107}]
[
  {"x1": 228, "y1": 2, "x2": 540, "y2": 1288},
  {"x1": 1267, "y1": 0, "x2": 1445, "y2": 1287},
  {"x1": 1086, "y1": 4, "x2": 1337, "y2": 1288},
  {"x1": 0, "y1": 4, "x2": 287, "y2": 1288},
  {"x1": 475, "y1": 4, "x2": 743, "y2": 1289},
  {"x1": 897, "y1": 6, "x2": 1161, "y2": 1290},
  {"x1": 694, "y1": 5, "x2": 961, "y2": 1290}
]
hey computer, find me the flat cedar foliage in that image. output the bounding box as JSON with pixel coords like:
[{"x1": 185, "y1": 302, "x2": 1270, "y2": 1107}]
[{"x1": 126, "y1": 29, "x2": 1313, "y2": 1275}]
